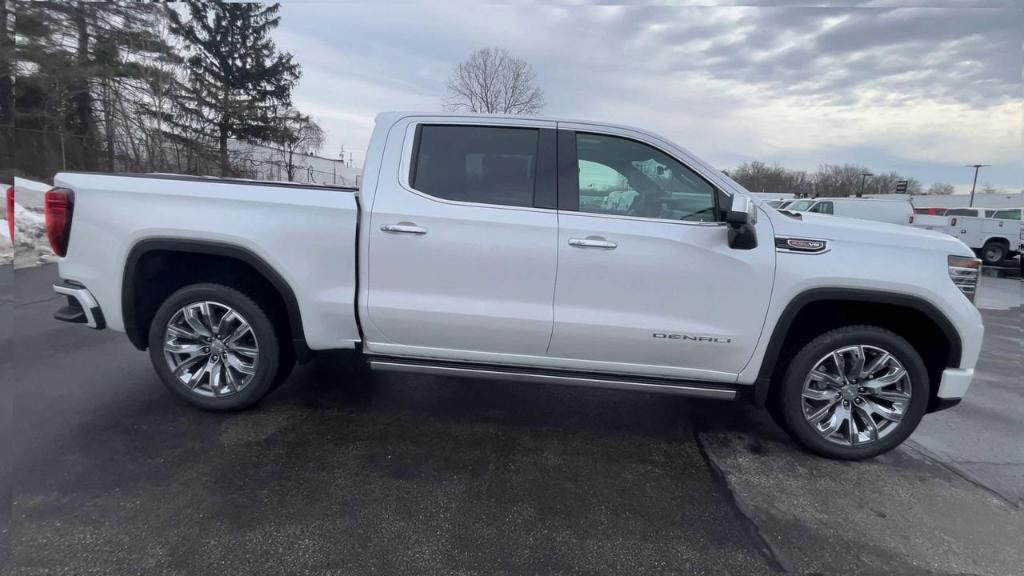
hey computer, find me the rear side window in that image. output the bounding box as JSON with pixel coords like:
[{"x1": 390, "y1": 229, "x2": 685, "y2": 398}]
[
  {"x1": 945, "y1": 208, "x2": 977, "y2": 217},
  {"x1": 410, "y1": 125, "x2": 538, "y2": 208}
]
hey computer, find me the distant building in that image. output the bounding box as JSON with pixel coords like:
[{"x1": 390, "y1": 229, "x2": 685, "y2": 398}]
[{"x1": 228, "y1": 140, "x2": 362, "y2": 187}]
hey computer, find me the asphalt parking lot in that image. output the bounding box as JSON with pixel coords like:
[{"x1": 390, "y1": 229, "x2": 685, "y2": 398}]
[{"x1": 2, "y1": 263, "x2": 1022, "y2": 575}]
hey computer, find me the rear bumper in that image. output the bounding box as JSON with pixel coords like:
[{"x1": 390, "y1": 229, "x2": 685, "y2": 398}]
[{"x1": 53, "y1": 279, "x2": 106, "y2": 329}]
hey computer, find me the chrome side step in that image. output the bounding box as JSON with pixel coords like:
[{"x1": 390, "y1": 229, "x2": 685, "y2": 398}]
[{"x1": 368, "y1": 358, "x2": 737, "y2": 400}]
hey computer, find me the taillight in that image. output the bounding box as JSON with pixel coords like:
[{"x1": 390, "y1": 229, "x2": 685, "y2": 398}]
[
  {"x1": 44, "y1": 187, "x2": 74, "y2": 257},
  {"x1": 5, "y1": 186, "x2": 13, "y2": 243}
]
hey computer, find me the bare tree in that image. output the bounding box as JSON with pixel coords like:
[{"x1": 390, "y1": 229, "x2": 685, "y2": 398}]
[
  {"x1": 272, "y1": 110, "x2": 324, "y2": 181},
  {"x1": 926, "y1": 182, "x2": 955, "y2": 195},
  {"x1": 444, "y1": 47, "x2": 545, "y2": 115}
]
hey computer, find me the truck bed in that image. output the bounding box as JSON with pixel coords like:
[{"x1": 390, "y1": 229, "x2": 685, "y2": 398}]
[{"x1": 54, "y1": 172, "x2": 362, "y2": 350}]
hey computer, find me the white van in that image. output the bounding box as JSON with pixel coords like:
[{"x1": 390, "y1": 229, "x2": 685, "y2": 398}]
[{"x1": 789, "y1": 197, "x2": 914, "y2": 225}]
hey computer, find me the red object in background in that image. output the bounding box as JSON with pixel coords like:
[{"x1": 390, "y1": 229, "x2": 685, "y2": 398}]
[
  {"x1": 44, "y1": 187, "x2": 74, "y2": 257},
  {"x1": 5, "y1": 185, "x2": 13, "y2": 244}
]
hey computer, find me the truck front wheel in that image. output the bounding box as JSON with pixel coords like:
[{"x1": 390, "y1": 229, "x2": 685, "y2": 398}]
[
  {"x1": 777, "y1": 326, "x2": 929, "y2": 460},
  {"x1": 148, "y1": 283, "x2": 281, "y2": 411}
]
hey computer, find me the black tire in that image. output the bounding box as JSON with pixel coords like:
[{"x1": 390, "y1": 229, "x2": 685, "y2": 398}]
[
  {"x1": 777, "y1": 325, "x2": 929, "y2": 460},
  {"x1": 148, "y1": 283, "x2": 281, "y2": 412},
  {"x1": 981, "y1": 241, "x2": 1007, "y2": 265}
]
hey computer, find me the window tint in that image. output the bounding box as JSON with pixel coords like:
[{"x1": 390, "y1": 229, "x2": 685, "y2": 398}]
[
  {"x1": 411, "y1": 125, "x2": 538, "y2": 207},
  {"x1": 992, "y1": 209, "x2": 1021, "y2": 220},
  {"x1": 575, "y1": 133, "x2": 717, "y2": 222},
  {"x1": 809, "y1": 201, "x2": 833, "y2": 214}
]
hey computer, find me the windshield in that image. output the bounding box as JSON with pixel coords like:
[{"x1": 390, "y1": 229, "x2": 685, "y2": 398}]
[{"x1": 788, "y1": 199, "x2": 817, "y2": 211}]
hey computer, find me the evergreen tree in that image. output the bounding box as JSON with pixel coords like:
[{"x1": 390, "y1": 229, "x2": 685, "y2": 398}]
[
  {"x1": 14, "y1": 2, "x2": 178, "y2": 176},
  {"x1": 167, "y1": 2, "x2": 300, "y2": 174},
  {"x1": 0, "y1": 0, "x2": 13, "y2": 172}
]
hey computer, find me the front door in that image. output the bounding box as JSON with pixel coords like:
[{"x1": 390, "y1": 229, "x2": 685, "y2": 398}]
[
  {"x1": 365, "y1": 122, "x2": 559, "y2": 359},
  {"x1": 548, "y1": 128, "x2": 775, "y2": 382}
]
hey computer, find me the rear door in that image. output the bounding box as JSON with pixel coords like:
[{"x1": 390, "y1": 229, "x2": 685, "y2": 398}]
[
  {"x1": 364, "y1": 119, "x2": 560, "y2": 359},
  {"x1": 548, "y1": 127, "x2": 775, "y2": 382}
]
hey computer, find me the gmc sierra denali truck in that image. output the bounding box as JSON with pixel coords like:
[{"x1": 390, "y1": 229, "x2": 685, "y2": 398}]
[{"x1": 47, "y1": 112, "x2": 983, "y2": 459}]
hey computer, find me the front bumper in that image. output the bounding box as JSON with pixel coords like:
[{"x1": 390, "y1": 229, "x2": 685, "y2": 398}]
[
  {"x1": 937, "y1": 367, "x2": 974, "y2": 400},
  {"x1": 53, "y1": 279, "x2": 106, "y2": 329}
]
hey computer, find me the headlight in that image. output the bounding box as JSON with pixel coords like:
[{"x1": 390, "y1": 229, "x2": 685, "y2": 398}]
[{"x1": 948, "y1": 255, "x2": 980, "y2": 303}]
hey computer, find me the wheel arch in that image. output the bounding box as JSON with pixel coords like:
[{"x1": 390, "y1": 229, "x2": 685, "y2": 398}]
[
  {"x1": 122, "y1": 238, "x2": 312, "y2": 361},
  {"x1": 753, "y1": 288, "x2": 962, "y2": 412}
]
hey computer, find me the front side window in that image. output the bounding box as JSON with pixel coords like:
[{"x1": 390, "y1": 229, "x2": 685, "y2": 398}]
[
  {"x1": 411, "y1": 125, "x2": 538, "y2": 208},
  {"x1": 575, "y1": 133, "x2": 717, "y2": 222},
  {"x1": 992, "y1": 209, "x2": 1021, "y2": 220}
]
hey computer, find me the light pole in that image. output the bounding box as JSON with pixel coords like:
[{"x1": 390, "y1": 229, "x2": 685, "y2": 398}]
[
  {"x1": 966, "y1": 164, "x2": 989, "y2": 207},
  {"x1": 858, "y1": 172, "x2": 873, "y2": 197}
]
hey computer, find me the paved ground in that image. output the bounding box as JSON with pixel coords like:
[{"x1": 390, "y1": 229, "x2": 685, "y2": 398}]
[
  {"x1": 2, "y1": 264, "x2": 1022, "y2": 575},
  {"x1": 911, "y1": 264, "x2": 1023, "y2": 507}
]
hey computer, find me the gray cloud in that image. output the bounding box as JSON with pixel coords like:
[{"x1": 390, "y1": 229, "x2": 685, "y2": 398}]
[{"x1": 275, "y1": 2, "x2": 1022, "y2": 187}]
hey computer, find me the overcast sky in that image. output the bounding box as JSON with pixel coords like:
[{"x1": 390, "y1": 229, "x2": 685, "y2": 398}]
[{"x1": 273, "y1": 1, "x2": 1022, "y2": 192}]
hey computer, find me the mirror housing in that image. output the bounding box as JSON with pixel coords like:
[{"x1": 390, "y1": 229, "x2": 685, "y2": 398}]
[{"x1": 725, "y1": 195, "x2": 758, "y2": 250}]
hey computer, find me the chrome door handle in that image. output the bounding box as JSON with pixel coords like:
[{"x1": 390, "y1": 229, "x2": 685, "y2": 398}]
[
  {"x1": 381, "y1": 223, "x2": 427, "y2": 235},
  {"x1": 568, "y1": 237, "x2": 617, "y2": 249}
]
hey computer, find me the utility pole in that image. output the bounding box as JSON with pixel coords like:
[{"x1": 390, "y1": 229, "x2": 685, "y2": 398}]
[
  {"x1": 858, "y1": 172, "x2": 873, "y2": 197},
  {"x1": 966, "y1": 164, "x2": 989, "y2": 207}
]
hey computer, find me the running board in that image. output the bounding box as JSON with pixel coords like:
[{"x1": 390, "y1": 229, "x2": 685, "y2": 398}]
[{"x1": 367, "y1": 357, "x2": 738, "y2": 400}]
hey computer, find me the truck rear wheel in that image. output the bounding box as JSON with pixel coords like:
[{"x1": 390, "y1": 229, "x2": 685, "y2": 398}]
[
  {"x1": 981, "y1": 241, "x2": 1007, "y2": 265},
  {"x1": 777, "y1": 325, "x2": 929, "y2": 460},
  {"x1": 148, "y1": 283, "x2": 281, "y2": 411}
]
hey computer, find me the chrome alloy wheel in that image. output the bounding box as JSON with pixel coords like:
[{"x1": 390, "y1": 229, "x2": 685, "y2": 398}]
[
  {"x1": 801, "y1": 345, "x2": 911, "y2": 446},
  {"x1": 163, "y1": 301, "x2": 259, "y2": 398}
]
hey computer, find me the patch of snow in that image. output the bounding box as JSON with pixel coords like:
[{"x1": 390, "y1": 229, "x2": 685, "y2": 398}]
[
  {"x1": 14, "y1": 177, "x2": 49, "y2": 210},
  {"x1": 9, "y1": 201, "x2": 57, "y2": 268},
  {"x1": 0, "y1": 218, "x2": 11, "y2": 267}
]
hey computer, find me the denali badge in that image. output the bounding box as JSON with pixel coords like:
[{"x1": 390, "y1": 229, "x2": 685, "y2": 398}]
[{"x1": 653, "y1": 333, "x2": 732, "y2": 344}]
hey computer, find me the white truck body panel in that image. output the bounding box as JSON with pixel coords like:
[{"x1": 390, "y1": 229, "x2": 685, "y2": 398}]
[
  {"x1": 911, "y1": 213, "x2": 951, "y2": 230},
  {"x1": 52, "y1": 173, "x2": 362, "y2": 350},
  {"x1": 800, "y1": 197, "x2": 914, "y2": 225},
  {"x1": 948, "y1": 215, "x2": 1023, "y2": 254}
]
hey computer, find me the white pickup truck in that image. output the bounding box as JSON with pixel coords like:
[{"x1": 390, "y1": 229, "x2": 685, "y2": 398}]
[
  {"x1": 47, "y1": 112, "x2": 984, "y2": 460},
  {"x1": 913, "y1": 208, "x2": 1022, "y2": 265}
]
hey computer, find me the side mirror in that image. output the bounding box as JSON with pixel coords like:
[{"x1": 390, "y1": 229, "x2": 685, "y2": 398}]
[{"x1": 726, "y1": 195, "x2": 758, "y2": 250}]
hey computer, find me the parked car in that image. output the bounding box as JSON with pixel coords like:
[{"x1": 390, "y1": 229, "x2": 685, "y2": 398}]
[
  {"x1": 47, "y1": 111, "x2": 984, "y2": 460},
  {"x1": 789, "y1": 197, "x2": 914, "y2": 225}
]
